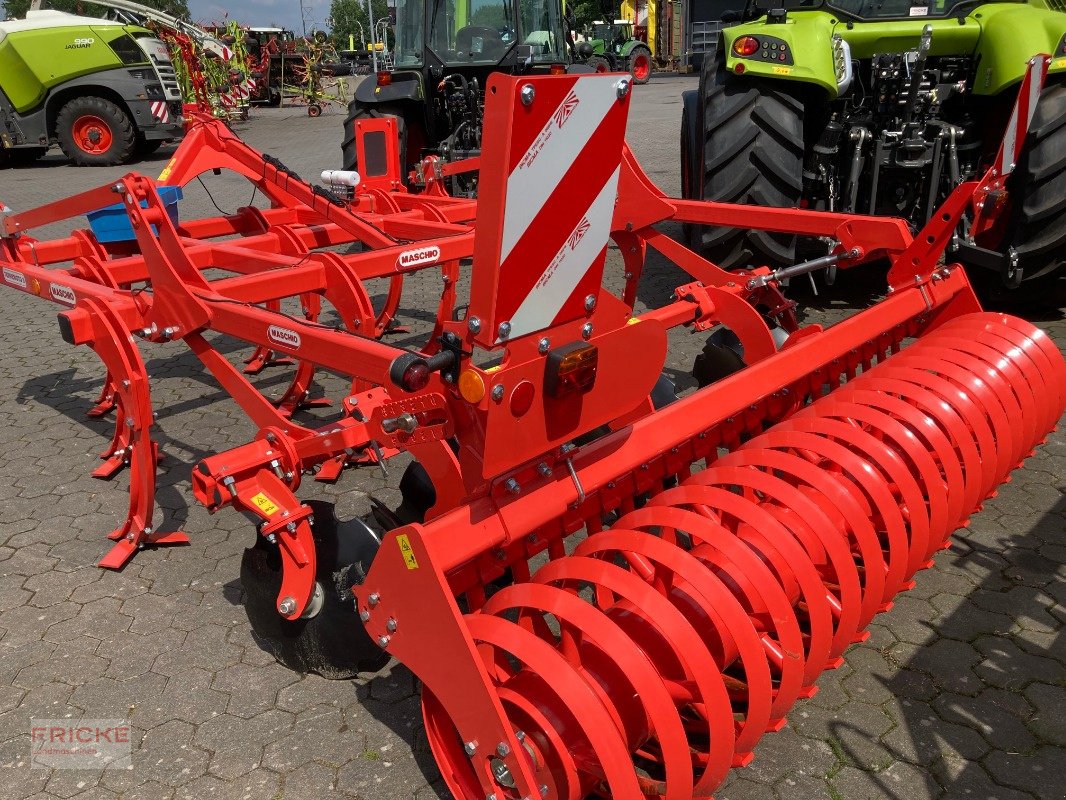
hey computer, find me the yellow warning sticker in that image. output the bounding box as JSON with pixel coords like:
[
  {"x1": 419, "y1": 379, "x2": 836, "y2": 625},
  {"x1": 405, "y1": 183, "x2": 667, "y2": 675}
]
[
  {"x1": 397, "y1": 534, "x2": 419, "y2": 570},
  {"x1": 772, "y1": 66, "x2": 792, "y2": 75},
  {"x1": 1056, "y1": 58, "x2": 1066, "y2": 69},
  {"x1": 158, "y1": 157, "x2": 177, "y2": 182},
  {"x1": 250, "y1": 492, "x2": 279, "y2": 516}
]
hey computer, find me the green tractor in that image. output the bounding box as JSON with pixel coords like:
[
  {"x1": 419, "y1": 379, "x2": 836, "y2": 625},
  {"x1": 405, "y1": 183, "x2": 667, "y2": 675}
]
[
  {"x1": 680, "y1": 0, "x2": 1066, "y2": 289},
  {"x1": 0, "y1": 9, "x2": 184, "y2": 167},
  {"x1": 576, "y1": 19, "x2": 654, "y2": 83}
]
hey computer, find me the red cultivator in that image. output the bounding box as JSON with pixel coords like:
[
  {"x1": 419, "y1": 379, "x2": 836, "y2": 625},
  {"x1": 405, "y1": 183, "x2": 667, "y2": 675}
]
[{"x1": 1, "y1": 62, "x2": 1064, "y2": 799}]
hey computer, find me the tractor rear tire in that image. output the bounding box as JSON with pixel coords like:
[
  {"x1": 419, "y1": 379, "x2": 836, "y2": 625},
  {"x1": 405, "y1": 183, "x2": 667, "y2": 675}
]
[
  {"x1": 57, "y1": 96, "x2": 137, "y2": 167},
  {"x1": 1006, "y1": 81, "x2": 1066, "y2": 283},
  {"x1": 628, "y1": 45, "x2": 653, "y2": 85},
  {"x1": 697, "y1": 58, "x2": 804, "y2": 270},
  {"x1": 587, "y1": 55, "x2": 611, "y2": 73},
  {"x1": 341, "y1": 101, "x2": 407, "y2": 177}
]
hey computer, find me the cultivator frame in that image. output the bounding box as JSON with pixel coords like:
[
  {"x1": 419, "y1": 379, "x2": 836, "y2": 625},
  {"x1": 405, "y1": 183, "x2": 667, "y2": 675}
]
[{"x1": 1, "y1": 65, "x2": 1063, "y2": 800}]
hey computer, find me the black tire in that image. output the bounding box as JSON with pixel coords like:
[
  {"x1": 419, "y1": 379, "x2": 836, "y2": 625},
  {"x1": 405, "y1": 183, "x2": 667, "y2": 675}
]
[
  {"x1": 587, "y1": 54, "x2": 612, "y2": 73},
  {"x1": 341, "y1": 100, "x2": 407, "y2": 175},
  {"x1": 627, "y1": 45, "x2": 653, "y2": 85},
  {"x1": 697, "y1": 54, "x2": 804, "y2": 270},
  {"x1": 1005, "y1": 81, "x2": 1066, "y2": 283},
  {"x1": 56, "y1": 96, "x2": 137, "y2": 167}
]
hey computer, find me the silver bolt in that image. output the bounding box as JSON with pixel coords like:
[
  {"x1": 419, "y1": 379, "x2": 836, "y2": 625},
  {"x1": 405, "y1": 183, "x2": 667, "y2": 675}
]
[
  {"x1": 464, "y1": 741, "x2": 478, "y2": 756},
  {"x1": 490, "y1": 758, "x2": 515, "y2": 788},
  {"x1": 538, "y1": 337, "x2": 550, "y2": 354},
  {"x1": 505, "y1": 478, "x2": 521, "y2": 495},
  {"x1": 378, "y1": 635, "x2": 391, "y2": 647},
  {"x1": 359, "y1": 610, "x2": 371, "y2": 622},
  {"x1": 498, "y1": 321, "x2": 511, "y2": 340},
  {"x1": 584, "y1": 294, "x2": 596, "y2": 312},
  {"x1": 496, "y1": 742, "x2": 510, "y2": 757},
  {"x1": 278, "y1": 597, "x2": 297, "y2": 615},
  {"x1": 520, "y1": 84, "x2": 535, "y2": 106},
  {"x1": 265, "y1": 533, "x2": 277, "y2": 544},
  {"x1": 537, "y1": 463, "x2": 552, "y2": 477},
  {"x1": 386, "y1": 617, "x2": 398, "y2": 633},
  {"x1": 615, "y1": 77, "x2": 631, "y2": 98},
  {"x1": 515, "y1": 731, "x2": 525, "y2": 742},
  {"x1": 492, "y1": 384, "x2": 505, "y2": 402},
  {"x1": 468, "y1": 316, "x2": 482, "y2": 334},
  {"x1": 368, "y1": 592, "x2": 381, "y2": 606},
  {"x1": 541, "y1": 786, "x2": 549, "y2": 797},
  {"x1": 581, "y1": 322, "x2": 593, "y2": 340}
]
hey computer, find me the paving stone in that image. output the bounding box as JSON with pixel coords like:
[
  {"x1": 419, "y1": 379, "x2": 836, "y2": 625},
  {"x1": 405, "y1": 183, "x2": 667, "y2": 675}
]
[
  {"x1": 973, "y1": 636, "x2": 1064, "y2": 691},
  {"x1": 1024, "y1": 684, "x2": 1066, "y2": 747},
  {"x1": 909, "y1": 639, "x2": 985, "y2": 696},
  {"x1": 934, "y1": 689, "x2": 1037, "y2": 753},
  {"x1": 984, "y1": 746, "x2": 1066, "y2": 798},
  {"x1": 831, "y1": 761, "x2": 940, "y2": 800},
  {"x1": 932, "y1": 754, "x2": 1034, "y2": 800},
  {"x1": 882, "y1": 698, "x2": 989, "y2": 767},
  {"x1": 789, "y1": 700, "x2": 895, "y2": 771}
]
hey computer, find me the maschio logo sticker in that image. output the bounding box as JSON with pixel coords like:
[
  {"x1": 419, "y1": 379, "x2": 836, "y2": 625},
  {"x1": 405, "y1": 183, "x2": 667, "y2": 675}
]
[
  {"x1": 2, "y1": 268, "x2": 26, "y2": 289},
  {"x1": 267, "y1": 325, "x2": 301, "y2": 349},
  {"x1": 397, "y1": 246, "x2": 440, "y2": 268},
  {"x1": 50, "y1": 284, "x2": 76, "y2": 305}
]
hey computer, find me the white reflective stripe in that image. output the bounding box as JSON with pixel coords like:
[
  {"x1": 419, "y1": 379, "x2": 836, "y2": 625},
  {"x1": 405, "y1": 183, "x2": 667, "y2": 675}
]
[
  {"x1": 1001, "y1": 101, "x2": 1019, "y2": 175},
  {"x1": 504, "y1": 166, "x2": 621, "y2": 340},
  {"x1": 499, "y1": 76, "x2": 620, "y2": 263}
]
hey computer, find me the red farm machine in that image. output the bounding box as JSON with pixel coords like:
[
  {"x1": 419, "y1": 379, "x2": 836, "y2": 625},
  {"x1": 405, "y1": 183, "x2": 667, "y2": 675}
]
[{"x1": 0, "y1": 62, "x2": 1063, "y2": 800}]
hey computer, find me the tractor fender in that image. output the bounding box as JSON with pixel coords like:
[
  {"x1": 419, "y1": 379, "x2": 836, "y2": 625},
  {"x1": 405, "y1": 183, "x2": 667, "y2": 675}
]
[
  {"x1": 969, "y1": 4, "x2": 1066, "y2": 95},
  {"x1": 353, "y1": 72, "x2": 424, "y2": 105},
  {"x1": 722, "y1": 12, "x2": 839, "y2": 97}
]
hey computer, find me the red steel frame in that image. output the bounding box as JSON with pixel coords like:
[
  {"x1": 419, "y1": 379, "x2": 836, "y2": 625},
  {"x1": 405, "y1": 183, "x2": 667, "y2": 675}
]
[{"x1": 0, "y1": 60, "x2": 1062, "y2": 800}]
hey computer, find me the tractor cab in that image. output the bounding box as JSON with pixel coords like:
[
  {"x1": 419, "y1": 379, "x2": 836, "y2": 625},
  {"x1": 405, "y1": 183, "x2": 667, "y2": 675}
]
[{"x1": 342, "y1": 0, "x2": 571, "y2": 191}]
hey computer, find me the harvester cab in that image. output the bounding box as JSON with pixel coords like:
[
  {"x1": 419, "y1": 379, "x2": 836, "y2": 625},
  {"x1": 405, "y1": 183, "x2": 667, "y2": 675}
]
[
  {"x1": 681, "y1": 0, "x2": 1066, "y2": 290},
  {"x1": 340, "y1": 0, "x2": 571, "y2": 195}
]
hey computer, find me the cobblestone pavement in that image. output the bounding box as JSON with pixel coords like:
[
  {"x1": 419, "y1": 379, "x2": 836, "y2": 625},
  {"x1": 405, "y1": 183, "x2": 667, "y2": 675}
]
[{"x1": 0, "y1": 76, "x2": 1063, "y2": 800}]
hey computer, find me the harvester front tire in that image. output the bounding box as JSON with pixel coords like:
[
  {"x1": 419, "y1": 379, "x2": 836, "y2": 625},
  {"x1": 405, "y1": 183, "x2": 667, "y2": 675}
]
[
  {"x1": 628, "y1": 45, "x2": 653, "y2": 84},
  {"x1": 1006, "y1": 81, "x2": 1066, "y2": 284},
  {"x1": 57, "y1": 96, "x2": 137, "y2": 167},
  {"x1": 698, "y1": 63, "x2": 804, "y2": 270}
]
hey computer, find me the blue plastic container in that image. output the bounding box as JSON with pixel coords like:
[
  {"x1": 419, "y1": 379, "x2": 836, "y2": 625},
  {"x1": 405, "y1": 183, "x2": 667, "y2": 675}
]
[{"x1": 86, "y1": 185, "x2": 183, "y2": 243}]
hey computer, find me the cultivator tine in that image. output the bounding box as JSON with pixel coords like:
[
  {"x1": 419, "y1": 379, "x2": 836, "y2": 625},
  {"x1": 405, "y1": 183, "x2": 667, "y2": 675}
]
[{"x1": 0, "y1": 67, "x2": 1063, "y2": 799}]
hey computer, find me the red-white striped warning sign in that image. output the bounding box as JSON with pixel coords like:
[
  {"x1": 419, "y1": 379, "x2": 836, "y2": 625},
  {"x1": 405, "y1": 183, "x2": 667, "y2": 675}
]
[
  {"x1": 150, "y1": 101, "x2": 170, "y2": 124},
  {"x1": 994, "y1": 54, "x2": 1049, "y2": 178},
  {"x1": 470, "y1": 74, "x2": 631, "y2": 344}
]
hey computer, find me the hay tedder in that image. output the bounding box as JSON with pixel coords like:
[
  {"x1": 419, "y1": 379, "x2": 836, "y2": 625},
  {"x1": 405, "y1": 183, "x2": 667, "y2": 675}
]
[{"x1": 1, "y1": 62, "x2": 1064, "y2": 799}]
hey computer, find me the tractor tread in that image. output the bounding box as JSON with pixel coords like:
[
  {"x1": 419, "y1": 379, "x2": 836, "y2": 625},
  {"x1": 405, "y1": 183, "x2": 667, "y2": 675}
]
[
  {"x1": 697, "y1": 61, "x2": 804, "y2": 270},
  {"x1": 1009, "y1": 82, "x2": 1066, "y2": 279}
]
